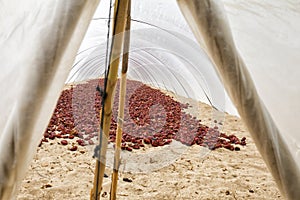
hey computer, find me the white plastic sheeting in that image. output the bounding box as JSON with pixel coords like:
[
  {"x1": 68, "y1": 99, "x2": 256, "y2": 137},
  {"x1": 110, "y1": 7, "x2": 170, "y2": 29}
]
[
  {"x1": 1, "y1": 0, "x2": 300, "y2": 199},
  {"x1": 223, "y1": 0, "x2": 300, "y2": 198},
  {"x1": 177, "y1": 1, "x2": 300, "y2": 199},
  {"x1": 0, "y1": 0, "x2": 100, "y2": 199},
  {"x1": 223, "y1": 0, "x2": 300, "y2": 165}
]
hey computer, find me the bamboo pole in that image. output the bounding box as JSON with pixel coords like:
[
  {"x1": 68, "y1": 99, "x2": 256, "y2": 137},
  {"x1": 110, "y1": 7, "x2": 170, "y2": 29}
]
[
  {"x1": 90, "y1": 0, "x2": 129, "y2": 199},
  {"x1": 110, "y1": 1, "x2": 131, "y2": 199}
]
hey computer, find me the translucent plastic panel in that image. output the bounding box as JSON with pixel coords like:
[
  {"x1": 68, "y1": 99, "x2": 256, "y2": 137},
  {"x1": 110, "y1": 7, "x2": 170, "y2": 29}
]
[
  {"x1": 177, "y1": 0, "x2": 300, "y2": 199},
  {"x1": 0, "y1": 0, "x2": 99, "y2": 199},
  {"x1": 223, "y1": 0, "x2": 300, "y2": 170}
]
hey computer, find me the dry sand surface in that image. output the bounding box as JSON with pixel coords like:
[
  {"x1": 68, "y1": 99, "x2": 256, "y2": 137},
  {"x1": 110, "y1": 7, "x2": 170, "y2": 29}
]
[{"x1": 17, "y1": 96, "x2": 283, "y2": 200}]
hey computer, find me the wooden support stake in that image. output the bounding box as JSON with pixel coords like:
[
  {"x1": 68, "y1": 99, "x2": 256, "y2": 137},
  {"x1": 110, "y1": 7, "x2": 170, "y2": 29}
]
[
  {"x1": 90, "y1": 0, "x2": 129, "y2": 199},
  {"x1": 110, "y1": 1, "x2": 131, "y2": 199}
]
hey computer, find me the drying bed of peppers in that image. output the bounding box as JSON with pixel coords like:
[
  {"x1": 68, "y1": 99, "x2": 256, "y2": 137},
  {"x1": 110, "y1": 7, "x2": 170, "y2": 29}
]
[{"x1": 40, "y1": 79, "x2": 246, "y2": 152}]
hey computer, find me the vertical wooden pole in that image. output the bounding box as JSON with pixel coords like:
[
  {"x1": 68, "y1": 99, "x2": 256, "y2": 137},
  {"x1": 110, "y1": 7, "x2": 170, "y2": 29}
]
[
  {"x1": 90, "y1": 0, "x2": 129, "y2": 199},
  {"x1": 110, "y1": 1, "x2": 131, "y2": 199}
]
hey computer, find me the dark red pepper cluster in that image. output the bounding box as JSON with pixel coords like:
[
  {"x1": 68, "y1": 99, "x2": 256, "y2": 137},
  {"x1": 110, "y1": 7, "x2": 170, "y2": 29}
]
[{"x1": 40, "y1": 79, "x2": 246, "y2": 152}]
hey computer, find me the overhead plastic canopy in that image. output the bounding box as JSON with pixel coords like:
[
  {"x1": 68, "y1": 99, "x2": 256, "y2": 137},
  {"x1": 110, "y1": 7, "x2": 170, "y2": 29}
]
[
  {"x1": 68, "y1": 0, "x2": 233, "y2": 116},
  {"x1": 1, "y1": 0, "x2": 300, "y2": 200}
]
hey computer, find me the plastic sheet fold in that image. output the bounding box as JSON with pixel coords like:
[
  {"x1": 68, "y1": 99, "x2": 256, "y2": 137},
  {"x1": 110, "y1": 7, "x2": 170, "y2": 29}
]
[
  {"x1": 177, "y1": 0, "x2": 300, "y2": 199},
  {"x1": 0, "y1": 0, "x2": 100, "y2": 199}
]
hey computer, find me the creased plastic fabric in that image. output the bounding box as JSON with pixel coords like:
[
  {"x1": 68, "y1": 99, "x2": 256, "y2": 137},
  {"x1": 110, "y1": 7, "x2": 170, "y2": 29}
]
[
  {"x1": 177, "y1": 0, "x2": 300, "y2": 199},
  {"x1": 0, "y1": 0, "x2": 99, "y2": 199}
]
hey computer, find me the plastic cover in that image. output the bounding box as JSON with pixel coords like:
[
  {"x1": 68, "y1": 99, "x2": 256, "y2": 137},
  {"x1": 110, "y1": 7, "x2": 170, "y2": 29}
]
[
  {"x1": 0, "y1": 0, "x2": 100, "y2": 199},
  {"x1": 177, "y1": 0, "x2": 300, "y2": 199},
  {"x1": 68, "y1": 0, "x2": 234, "y2": 116}
]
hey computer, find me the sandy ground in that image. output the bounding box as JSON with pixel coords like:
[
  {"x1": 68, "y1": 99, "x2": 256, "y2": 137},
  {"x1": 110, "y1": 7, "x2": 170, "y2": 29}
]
[{"x1": 16, "y1": 97, "x2": 283, "y2": 200}]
